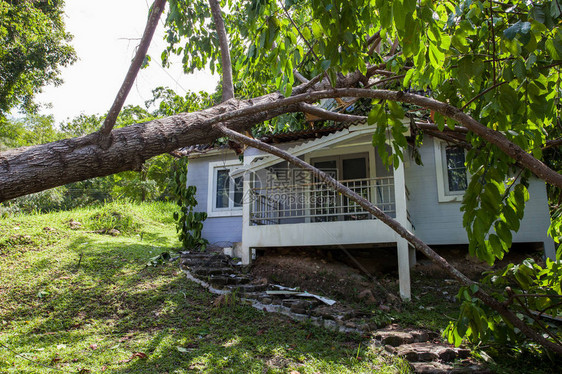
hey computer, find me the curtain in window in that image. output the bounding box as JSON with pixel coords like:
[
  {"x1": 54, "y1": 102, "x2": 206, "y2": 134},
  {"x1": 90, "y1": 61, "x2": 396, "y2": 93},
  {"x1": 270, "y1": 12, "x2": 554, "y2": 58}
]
[
  {"x1": 216, "y1": 169, "x2": 230, "y2": 208},
  {"x1": 446, "y1": 147, "x2": 467, "y2": 192}
]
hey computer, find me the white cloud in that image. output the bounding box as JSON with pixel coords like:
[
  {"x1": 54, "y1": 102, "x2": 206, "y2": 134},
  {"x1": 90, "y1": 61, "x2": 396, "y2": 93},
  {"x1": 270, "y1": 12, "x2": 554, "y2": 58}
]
[{"x1": 37, "y1": 0, "x2": 219, "y2": 123}]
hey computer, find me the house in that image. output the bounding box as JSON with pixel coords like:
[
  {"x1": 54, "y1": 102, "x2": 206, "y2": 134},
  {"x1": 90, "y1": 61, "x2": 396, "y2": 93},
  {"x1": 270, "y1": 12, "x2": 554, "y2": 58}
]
[{"x1": 185, "y1": 123, "x2": 555, "y2": 299}]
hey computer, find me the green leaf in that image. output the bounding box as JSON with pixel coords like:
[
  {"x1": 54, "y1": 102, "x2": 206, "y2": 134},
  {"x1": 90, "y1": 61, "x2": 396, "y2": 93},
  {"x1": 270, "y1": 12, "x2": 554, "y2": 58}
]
[
  {"x1": 551, "y1": 0, "x2": 562, "y2": 19},
  {"x1": 368, "y1": 102, "x2": 386, "y2": 126},
  {"x1": 433, "y1": 112, "x2": 446, "y2": 131},
  {"x1": 513, "y1": 59, "x2": 526, "y2": 81},
  {"x1": 387, "y1": 101, "x2": 405, "y2": 118},
  {"x1": 429, "y1": 44, "x2": 444, "y2": 68},
  {"x1": 530, "y1": 5, "x2": 546, "y2": 23},
  {"x1": 499, "y1": 84, "x2": 520, "y2": 113},
  {"x1": 495, "y1": 221, "x2": 513, "y2": 248},
  {"x1": 393, "y1": 0, "x2": 406, "y2": 30},
  {"x1": 518, "y1": 22, "x2": 532, "y2": 45},
  {"x1": 545, "y1": 38, "x2": 562, "y2": 59},
  {"x1": 311, "y1": 21, "x2": 323, "y2": 38},
  {"x1": 504, "y1": 21, "x2": 522, "y2": 40}
]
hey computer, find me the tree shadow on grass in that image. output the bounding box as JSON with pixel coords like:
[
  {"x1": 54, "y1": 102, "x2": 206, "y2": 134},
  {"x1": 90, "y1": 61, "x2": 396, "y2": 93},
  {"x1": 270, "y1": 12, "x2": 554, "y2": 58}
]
[{"x1": 0, "y1": 234, "x2": 407, "y2": 373}]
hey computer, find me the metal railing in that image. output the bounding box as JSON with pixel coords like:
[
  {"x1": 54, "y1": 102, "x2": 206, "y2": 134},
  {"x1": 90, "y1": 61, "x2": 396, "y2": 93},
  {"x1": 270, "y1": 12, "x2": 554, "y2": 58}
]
[{"x1": 250, "y1": 177, "x2": 395, "y2": 225}]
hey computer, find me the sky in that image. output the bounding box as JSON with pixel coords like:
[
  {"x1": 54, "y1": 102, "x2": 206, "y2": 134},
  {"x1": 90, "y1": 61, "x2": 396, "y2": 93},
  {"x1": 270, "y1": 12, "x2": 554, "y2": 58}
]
[{"x1": 36, "y1": 0, "x2": 219, "y2": 124}]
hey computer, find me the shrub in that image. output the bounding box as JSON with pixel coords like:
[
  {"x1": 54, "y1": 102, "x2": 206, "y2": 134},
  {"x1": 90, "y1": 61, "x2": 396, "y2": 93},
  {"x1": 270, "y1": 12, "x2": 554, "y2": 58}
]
[{"x1": 86, "y1": 204, "x2": 140, "y2": 234}]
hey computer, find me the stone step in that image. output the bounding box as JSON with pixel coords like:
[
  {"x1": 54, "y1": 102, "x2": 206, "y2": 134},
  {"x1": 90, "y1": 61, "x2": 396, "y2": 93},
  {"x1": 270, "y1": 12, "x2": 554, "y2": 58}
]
[
  {"x1": 207, "y1": 275, "x2": 251, "y2": 287},
  {"x1": 181, "y1": 257, "x2": 231, "y2": 269},
  {"x1": 374, "y1": 328, "x2": 439, "y2": 346},
  {"x1": 227, "y1": 284, "x2": 268, "y2": 294},
  {"x1": 410, "y1": 361, "x2": 490, "y2": 374},
  {"x1": 393, "y1": 343, "x2": 470, "y2": 363},
  {"x1": 281, "y1": 298, "x2": 320, "y2": 314},
  {"x1": 191, "y1": 267, "x2": 235, "y2": 276}
]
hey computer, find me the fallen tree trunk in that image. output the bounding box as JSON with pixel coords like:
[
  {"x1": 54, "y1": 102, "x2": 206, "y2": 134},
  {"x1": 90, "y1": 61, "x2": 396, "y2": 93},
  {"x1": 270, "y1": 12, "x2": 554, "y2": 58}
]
[
  {"x1": 0, "y1": 93, "x2": 299, "y2": 202},
  {"x1": 0, "y1": 64, "x2": 371, "y2": 202},
  {"x1": 3, "y1": 86, "x2": 562, "y2": 202}
]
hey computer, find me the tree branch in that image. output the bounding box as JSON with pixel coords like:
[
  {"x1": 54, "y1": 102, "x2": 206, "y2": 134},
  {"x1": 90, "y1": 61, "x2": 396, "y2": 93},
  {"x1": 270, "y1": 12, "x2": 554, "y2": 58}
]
[
  {"x1": 366, "y1": 74, "x2": 406, "y2": 88},
  {"x1": 2, "y1": 85, "x2": 561, "y2": 200},
  {"x1": 217, "y1": 124, "x2": 562, "y2": 355},
  {"x1": 461, "y1": 81, "x2": 507, "y2": 111},
  {"x1": 195, "y1": 88, "x2": 562, "y2": 188},
  {"x1": 208, "y1": 0, "x2": 234, "y2": 101},
  {"x1": 98, "y1": 0, "x2": 167, "y2": 139},
  {"x1": 278, "y1": 0, "x2": 330, "y2": 83},
  {"x1": 544, "y1": 137, "x2": 562, "y2": 150},
  {"x1": 423, "y1": 130, "x2": 471, "y2": 149},
  {"x1": 510, "y1": 290, "x2": 562, "y2": 346},
  {"x1": 414, "y1": 122, "x2": 469, "y2": 133},
  {"x1": 366, "y1": 31, "x2": 381, "y2": 46},
  {"x1": 368, "y1": 36, "x2": 382, "y2": 56},
  {"x1": 293, "y1": 70, "x2": 310, "y2": 84},
  {"x1": 299, "y1": 103, "x2": 365, "y2": 122}
]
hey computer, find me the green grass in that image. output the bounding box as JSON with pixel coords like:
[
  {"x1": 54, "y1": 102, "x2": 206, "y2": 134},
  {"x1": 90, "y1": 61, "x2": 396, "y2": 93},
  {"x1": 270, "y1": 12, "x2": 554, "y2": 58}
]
[{"x1": 0, "y1": 201, "x2": 410, "y2": 373}]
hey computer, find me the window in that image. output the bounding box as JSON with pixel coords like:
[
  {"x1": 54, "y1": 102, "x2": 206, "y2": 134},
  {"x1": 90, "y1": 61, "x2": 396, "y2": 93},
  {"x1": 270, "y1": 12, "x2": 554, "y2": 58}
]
[
  {"x1": 434, "y1": 140, "x2": 468, "y2": 202},
  {"x1": 208, "y1": 161, "x2": 244, "y2": 216},
  {"x1": 445, "y1": 146, "x2": 468, "y2": 192}
]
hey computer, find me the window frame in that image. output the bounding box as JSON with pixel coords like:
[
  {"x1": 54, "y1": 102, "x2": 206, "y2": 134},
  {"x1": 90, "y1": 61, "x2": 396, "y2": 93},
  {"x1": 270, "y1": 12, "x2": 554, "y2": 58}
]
[
  {"x1": 207, "y1": 160, "x2": 244, "y2": 217},
  {"x1": 434, "y1": 139, "x2": 468, "y2": 203}
]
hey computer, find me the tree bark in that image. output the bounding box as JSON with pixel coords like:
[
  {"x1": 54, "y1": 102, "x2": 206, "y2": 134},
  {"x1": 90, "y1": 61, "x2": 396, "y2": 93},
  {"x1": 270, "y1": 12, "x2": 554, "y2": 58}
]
[
  {"x1": 0, "y1": 93, "x2": 298, "y2": 202},
  {"x1": 2, "y1": 86, "x2": 562, "y2": 201}
]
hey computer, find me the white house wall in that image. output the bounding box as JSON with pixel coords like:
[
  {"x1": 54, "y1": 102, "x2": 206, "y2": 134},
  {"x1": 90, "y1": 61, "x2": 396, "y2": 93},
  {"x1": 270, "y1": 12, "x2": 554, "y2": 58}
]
[
  {"x1": 405, "y1": 136, "x2": 555, "y2": 258},
  {"x1": 244, "y1": 219, "x2": 400, "y2": 247},
  {"x1": 186, "y1": 153, "x2": 243, "y2": 244}
]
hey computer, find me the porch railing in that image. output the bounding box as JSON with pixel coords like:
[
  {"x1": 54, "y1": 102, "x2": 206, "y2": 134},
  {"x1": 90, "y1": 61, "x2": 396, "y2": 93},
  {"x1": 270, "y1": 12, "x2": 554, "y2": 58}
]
[{"x1": 250, "y1": 176, "x2": 395, "y2": 225}]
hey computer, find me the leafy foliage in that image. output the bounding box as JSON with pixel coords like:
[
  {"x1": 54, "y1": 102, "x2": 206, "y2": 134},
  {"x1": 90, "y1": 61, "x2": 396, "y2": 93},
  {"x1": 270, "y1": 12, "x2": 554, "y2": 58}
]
[
  {"x1": 446, "y1": 258, "x2": 562, "y2": 352},
  {"x1": 171, "y1": 158, "x2": 209, "y2": 250},
  {"x1": 0, "y1": 114, "x2": 64, "y2": 150},
  {"x1": 1, "y1": 90, "x2": 205, "y2": 211},
  {"x1": 86, "y1": 204, "x2": 141, "y2": 234},
  {"x1": 161, "y1": 0, "x2": 562, "y2": 352},
  {"x1": 0, "y1": 0, "x2": 76, "y2": 116}
]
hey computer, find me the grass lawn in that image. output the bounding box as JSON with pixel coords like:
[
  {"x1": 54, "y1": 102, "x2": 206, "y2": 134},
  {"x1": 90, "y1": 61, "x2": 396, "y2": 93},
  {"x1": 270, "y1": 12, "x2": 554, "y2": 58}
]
[{"x1": 0, "y1": 201, "x2": 410, "y2": 373}]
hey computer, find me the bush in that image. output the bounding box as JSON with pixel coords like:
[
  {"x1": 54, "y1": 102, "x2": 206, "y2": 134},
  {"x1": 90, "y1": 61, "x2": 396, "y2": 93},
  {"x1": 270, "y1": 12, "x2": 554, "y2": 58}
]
[
  {"x1": 1, "y1": 187, "x2": 65, "y2": 214},
  {"x1": 86, "y1": 204, "x2": 140, "y2": 234}
]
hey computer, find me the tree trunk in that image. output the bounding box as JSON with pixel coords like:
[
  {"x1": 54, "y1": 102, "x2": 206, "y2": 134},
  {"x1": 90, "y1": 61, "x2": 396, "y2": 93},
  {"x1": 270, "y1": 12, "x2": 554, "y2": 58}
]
[
  {"x1": 0, "y1": 93, "x2": 298, "y2": 202},
  {"x1": 3, "y1": 86, "x2": 562, "y2": 201}
]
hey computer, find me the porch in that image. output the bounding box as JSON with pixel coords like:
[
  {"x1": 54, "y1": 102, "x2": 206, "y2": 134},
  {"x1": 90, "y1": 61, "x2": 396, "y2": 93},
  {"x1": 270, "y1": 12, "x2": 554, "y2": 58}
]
[
  {"x1": 249, "y1": 176, "x2": 396, "y2": 225},
  {"x1": 238, "y1": 128, "x2": 415, "y2": 299}
]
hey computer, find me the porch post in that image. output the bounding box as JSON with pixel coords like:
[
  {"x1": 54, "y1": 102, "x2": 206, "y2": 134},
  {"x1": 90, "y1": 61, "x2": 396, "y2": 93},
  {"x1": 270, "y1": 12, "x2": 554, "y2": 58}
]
[
  {"x1": 240, "y1": 149, "x2": 255, "y2": 265},
  {"x1": 397, "y1": 238, "x2": 411, "y2": 300},
  {"x1": 393, "y1": 161, "x2": 411, "y2": 300}
]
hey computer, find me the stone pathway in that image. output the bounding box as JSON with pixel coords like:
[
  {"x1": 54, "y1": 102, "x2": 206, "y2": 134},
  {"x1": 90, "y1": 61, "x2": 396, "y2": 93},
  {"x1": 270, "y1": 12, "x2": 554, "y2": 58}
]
[{"x1": 180, "y1": 252, "x2": 489, "y2": 373}]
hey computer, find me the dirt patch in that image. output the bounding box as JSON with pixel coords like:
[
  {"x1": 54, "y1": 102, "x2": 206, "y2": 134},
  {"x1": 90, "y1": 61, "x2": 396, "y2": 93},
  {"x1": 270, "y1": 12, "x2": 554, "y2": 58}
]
[
  {"x1": 413, "y1": 244, "x2": 546, "y2": 280},
  {"x1": 250, "y1": 248, "x2": 398, "y2": 305},
  {"x1": 249, "y1": 244, "x2": 545, "y2": 306}
]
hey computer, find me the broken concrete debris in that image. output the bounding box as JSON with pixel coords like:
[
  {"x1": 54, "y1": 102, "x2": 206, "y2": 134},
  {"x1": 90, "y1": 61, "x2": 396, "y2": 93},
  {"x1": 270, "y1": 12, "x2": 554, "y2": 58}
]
[{"x1": 265, "y1": 289, "x2": 336, "y2": 306}]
